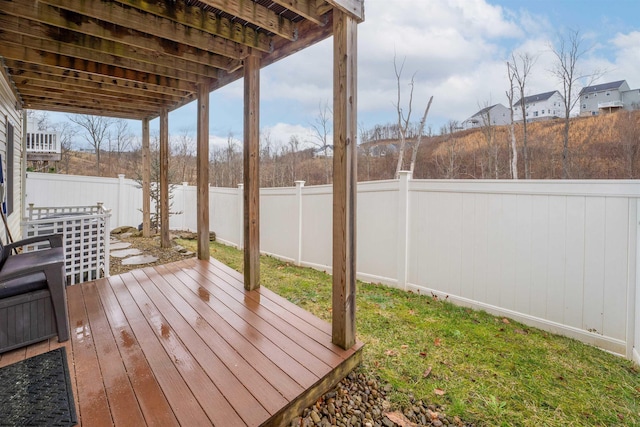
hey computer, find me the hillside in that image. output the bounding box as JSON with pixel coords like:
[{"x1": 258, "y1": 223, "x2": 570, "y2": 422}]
[{"x1": 39, "y1": 110, "x2": 640, "y2": 185}]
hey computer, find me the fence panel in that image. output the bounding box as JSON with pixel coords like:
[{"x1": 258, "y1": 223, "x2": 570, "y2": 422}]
[
  {"x1": 260, "y1": 187, "x2": 298, "y2": 262},
  {"x1": 24, "y1": 173, "x2": 640, "y2": 358}
]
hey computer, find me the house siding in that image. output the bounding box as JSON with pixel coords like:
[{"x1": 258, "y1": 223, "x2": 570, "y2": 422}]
[
  {"x1": 462, "y1": 104, "x2": 511, "y2": 130},
  {"x1": 514, "y1": 92, "x2": 564, "y2": 122},
  {"x1": 0, "y1": 65, "x2": 23, "y2": 242},
  {"x1": 580, "y1": 81, "x2": 629, "y2": 116}
]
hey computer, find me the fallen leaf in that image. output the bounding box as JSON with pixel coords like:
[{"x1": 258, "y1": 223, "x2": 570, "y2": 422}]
[
  {"x1": 514, "y1": 328, "x2": 528, "y2": 335},
  {"x1": 422, "y1": 366, "x2": 432, "y2": 378},
  {"x1": 408, "y1": 309, "x2": 415, "y2": 315},
  {"x1": 384, "y1": 349, "x2": 398, "y2": 357},
  {"x1": 401, "y1": 344, "x2": 409, "y2": 349},
  {"x1": 434, "y1": 337, "x2": 442, "y2": 346},
  {"x1": 434, "y1": 388, "x2": 446, "y2": 396},
  {"x1": 384, "y1": 411, "x2": 418, "y2": 427},
  {"x1": 502, "y1": 318, "x2": 510, "y2": 324},
  {"x1": 419, "y1": 352, "x2": 427, "y2": 358}
]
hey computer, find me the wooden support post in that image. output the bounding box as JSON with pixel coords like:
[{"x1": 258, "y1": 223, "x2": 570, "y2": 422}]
[
  {"x1": 159, "y1": 108, "x2": 170, "y2": 248},
  {"x1": 243, "y1": 53, "x2": 260, "y2": 291},
  {"x1": 141, "y1": 117, "x2": 151, "y2": 237},
  {"x1": 332, "y1": 9, "x2": 358, "y2": 350},
  {"x1": 197, "y1": 83, "x2": 210, "y2": 260}
]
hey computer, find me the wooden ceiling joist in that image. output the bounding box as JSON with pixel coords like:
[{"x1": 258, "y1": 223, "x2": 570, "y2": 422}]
[
  {"x1": 270, "y1": 0, "x2": 325, "y2": 26},
  {"x1": 8, "y1": 70, "x2": 187, "y2": 105},
  {"x1": 0, "y1": 31, "x2": 213, "y2": 83},
  {"x1": 4, "y1": 59, "x2": 194, "y2": 98},
  {"x1": 38, "y1": 0, "x2": 258, "y2": 58},
  {"x1": 1, "y1": 1, "x2": 242, "y2": 72},
  {"x1": 0, "y1": 0, "x2": 354, "y2": 119}
]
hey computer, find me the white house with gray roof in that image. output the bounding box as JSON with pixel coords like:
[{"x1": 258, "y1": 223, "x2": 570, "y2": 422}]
[
  {"x1": 513, "y1": 90, "x2": 564, "y2": 122},
  {"x1": 462, "y1": 103, "x2": 511, "y2": 130},
  {"x1": 579, "y1": 80, "x2": 640, "y2": 116}
]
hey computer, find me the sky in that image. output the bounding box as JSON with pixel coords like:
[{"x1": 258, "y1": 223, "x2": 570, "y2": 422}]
[{"x1": 48, "y1": 0, "x2": 640, "y2": 151}]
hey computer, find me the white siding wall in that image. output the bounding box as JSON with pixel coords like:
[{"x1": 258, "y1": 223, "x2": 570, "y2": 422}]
[
  {"x1": 0, "y1": 67, "x2": 23, "y2": 241},
  {"x1": 25, "y1": 172, "x2": 640, "y2": 358}
]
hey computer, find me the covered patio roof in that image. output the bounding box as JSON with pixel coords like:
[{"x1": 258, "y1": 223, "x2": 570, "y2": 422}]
[
  {"x1": 1, "y1": 0, "x2": 362, "y2": 119},
  {"x1": 1, "y1": 0, "x2": 363, "y2": 351}
]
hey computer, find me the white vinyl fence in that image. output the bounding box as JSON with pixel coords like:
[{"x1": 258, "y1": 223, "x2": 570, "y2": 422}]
[{"x1": 25, "y1": 172, "x2": 640, "y2": 362}]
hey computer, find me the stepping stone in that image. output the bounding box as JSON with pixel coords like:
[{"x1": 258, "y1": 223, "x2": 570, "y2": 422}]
[
  {"x1": 111, "y1": 248, "x2": 142, "y2": 258},
  {"x1": 120, "y1": 232, "x2": 133, "y2": 238},
  {"x1": 181, "y1": 251, "x2": 195, "y2": 256},
  {"x1": 122, "y1": 255, "x2": 158, "y2": 266},
  {"x1": 111, "y1": 242, "x2": 132, "y2": 250}
]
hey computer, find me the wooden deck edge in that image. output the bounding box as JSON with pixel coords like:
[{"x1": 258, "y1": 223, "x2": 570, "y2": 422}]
[{"x1": 262, "y1": 342, "x2": 364, "y2": 427}]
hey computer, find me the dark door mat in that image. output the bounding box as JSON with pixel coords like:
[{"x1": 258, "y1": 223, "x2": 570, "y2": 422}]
[{"x1": 0, "y1": 347, "x2": 77, "y2": 426}]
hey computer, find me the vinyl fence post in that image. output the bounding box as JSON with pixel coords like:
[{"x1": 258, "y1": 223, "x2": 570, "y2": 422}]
[
  {"x1": 182, "y1": 182, "x2": 188, "y2": 231},
  {"x1": 295, "y1": 180, "x2": 305, "y2": 266},
  {"x1": 397, "y1": 171, "x2": 412, "y2": 290},
  {"x1": 238, "y1": 183, "x2": 244, "y2": 249},
  {"x1": 117, "y1": 174, "x2": 126, "y2": 228}
]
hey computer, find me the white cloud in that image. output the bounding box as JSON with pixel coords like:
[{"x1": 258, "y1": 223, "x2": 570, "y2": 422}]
[{"x1": 261, "y1": 123, "x2": 316, "y2": 148}]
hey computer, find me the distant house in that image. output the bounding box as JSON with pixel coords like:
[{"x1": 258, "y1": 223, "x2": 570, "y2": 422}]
[
  {"x1": 579, "y1": 80, "x2": 640, "y2": 116},
  {"x1": 513, "y1": 90, "x2": 564, "y2": 122},
  {"x1": 26, "y1": 118, "x2": 61, "y2": 162},
  {"x1": 462, "y1": 104, "x2": 511, "y2": 130}
]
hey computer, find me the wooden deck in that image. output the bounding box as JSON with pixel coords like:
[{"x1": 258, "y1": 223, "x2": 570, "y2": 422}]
[{"x1": 0, "y1": 257, "x2": 363, "y2": 426}]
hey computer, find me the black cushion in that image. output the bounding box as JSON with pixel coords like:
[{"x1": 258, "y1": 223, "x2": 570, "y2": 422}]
[{"x1": 0, "y1": 272, "x2": 48, "y2": 298}]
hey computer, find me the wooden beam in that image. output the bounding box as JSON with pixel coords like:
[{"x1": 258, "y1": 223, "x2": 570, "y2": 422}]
[
  {"x1": 160, "y1": 109, "x2": 170, "y2": 249},
  {"x1": 197, "y1": 83, "x2": 210, "y2": 260},
  {"x1": 20, "y1": 101, "x2": 148, "y2": 120},
  {"x1": 331, "y1": 9, "x2": 358, "y2": 350},
  {"x1": 14, "y1": 76, "x2": 174, "y2": 107},
  {"x1": 197, "y1": 0, "x2": 298, "y2": 40},
  {"x1": 1, "y1": 55, "x2": 197, "y2": 94},
  {"x1": 270, "y1": 0, "x2": 324, "y2": 26},
  {"x1": 243, "y1": 53, "x2": 260, "y2": 291},
  {"x1": 40, "y1": 0, "x2": 251, "y2": 58},
  {"x1": 19, "y1": 92, "x2": 158, "y2": 118},
  {"x1": 0, "y1": 28, "x2": 214, "y2": 82},
  {"x1": 142, "y1": 117, "x2": 151, "y2": 238},
  {"x1": 325, "y1": 0, "x2": 364, "y2": 22},
  {"x1": 0, "y1": 1, "x2": 241, "y2": 71}
]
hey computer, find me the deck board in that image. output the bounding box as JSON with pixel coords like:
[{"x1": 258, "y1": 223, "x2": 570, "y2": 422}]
[{"x1": 1, "y1": 257, "x2": 363, "y2": 426}]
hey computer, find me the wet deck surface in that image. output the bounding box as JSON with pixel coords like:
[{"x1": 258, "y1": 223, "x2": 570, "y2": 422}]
[{"x1": 0, "y1": 257, "x2": 363, "y2": 426}]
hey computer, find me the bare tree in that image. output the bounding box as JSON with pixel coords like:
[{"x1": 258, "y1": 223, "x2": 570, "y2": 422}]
[
  {"x1": 68, "y1": 114, "x2": 113, "y2": 175},
  {"x1": 478, "y1": 103, "x2": 499, "y2": 178},
  {"x1": 507, "y1": 52, "x2": 536, "y2": 178},
  {"x1": 435, "y1": 128, "x2": 461, "y2": 179},
  {"x1": 550, "y1": 29, "x2": 601, "y2": 178},
  {"x1": 288, "y1": 135, "x2": 301, "y2": 182},
  {"x1": 53, "y1": 121, "x2": 77, "y2": 174},
  {"x1": 309, "y1": 101, "x2": 333, "y2": 184},
  {"x1": 408, "y1": 96, "x2": 433, "y2": 175},
  {"x1": 392, "y1": 55, "x2": 433, "y2": 178},
  {"x1": 618, "y1": 111, "x2": 640, "y2": 178},
  {"x1": 171, "y1": 128, "x2": 195, "y2": 183},
  {"x1": 112, "y1": 119, "x2": 134, "y2": 168}
]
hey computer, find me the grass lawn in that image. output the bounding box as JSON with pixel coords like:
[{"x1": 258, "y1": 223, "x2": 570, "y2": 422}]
[{"x1": 180, "y1": 240, "x2": 640, "y2": 426}]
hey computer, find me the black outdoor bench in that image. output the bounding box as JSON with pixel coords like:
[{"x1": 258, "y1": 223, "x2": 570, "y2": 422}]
[{"x1": 0, "y1": 234, "x2": 70, "y2": 353}]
